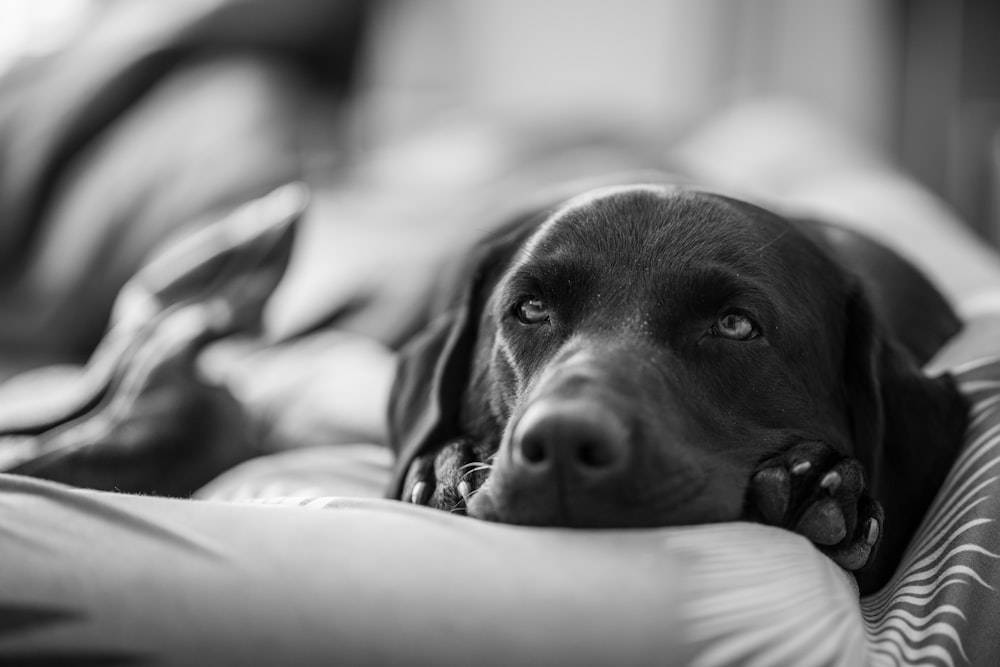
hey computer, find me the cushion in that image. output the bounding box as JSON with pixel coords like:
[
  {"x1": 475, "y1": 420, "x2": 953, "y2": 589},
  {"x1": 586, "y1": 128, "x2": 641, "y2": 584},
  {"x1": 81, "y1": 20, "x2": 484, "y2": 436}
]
[{"x1": 0, "y1": 470, "x2": 864, "y2": 666}]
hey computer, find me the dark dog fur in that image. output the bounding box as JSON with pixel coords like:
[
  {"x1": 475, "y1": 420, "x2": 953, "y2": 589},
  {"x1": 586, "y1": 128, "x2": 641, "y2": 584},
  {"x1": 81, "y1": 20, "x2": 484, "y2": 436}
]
[{"x1": 387, "y1": 181, "x2": 968, "y2": 595}]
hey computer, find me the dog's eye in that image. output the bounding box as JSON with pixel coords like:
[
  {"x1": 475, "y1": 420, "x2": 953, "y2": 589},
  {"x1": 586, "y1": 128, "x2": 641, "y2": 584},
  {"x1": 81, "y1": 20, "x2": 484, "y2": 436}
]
[
  {"x1": 514, "y1": 297, "x2": 549, "y2": 325},
  {"x1": 713, "y1": 311, "x2": 758, "y2": 340}
]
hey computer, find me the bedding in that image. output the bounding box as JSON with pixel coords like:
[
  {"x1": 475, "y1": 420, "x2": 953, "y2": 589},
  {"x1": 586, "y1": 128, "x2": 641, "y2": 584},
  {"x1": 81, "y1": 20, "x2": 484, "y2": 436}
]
[
  {"x1": 0, "y1": 0, "x2": 368, "y2": 377},
  {"x1": 0, "y1": 184, "x2": 308, "y2": 495},
  {"x1": 1, "y1": 347, "x2": 1000, "y2": 666}
]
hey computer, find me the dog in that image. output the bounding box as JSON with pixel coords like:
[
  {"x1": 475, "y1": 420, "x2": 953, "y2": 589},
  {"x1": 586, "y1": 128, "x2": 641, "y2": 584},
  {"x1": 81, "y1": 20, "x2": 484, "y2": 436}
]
[{"x1": 385, "y1": 179, "x2": 969, "y2": 595}]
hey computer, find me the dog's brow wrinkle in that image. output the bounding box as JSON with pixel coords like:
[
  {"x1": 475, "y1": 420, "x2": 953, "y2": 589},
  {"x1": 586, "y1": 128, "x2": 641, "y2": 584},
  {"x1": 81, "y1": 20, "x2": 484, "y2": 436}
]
[
  {"x1": 513, "y1": 183, "x2": 672, "y2": 272},
  {"x1": 461, "y1": 464, "x2": 492, "y2": 479},
  {"x1": 751, "y1": 230, "x2": 789, "y2": 256}
]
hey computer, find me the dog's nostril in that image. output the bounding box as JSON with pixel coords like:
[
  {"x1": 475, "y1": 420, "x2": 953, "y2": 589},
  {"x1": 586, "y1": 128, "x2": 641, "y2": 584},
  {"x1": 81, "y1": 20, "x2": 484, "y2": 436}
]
[
  {"x1": 576, "y1": 438, "x2": 615, "y2": 468},
  {"x1": 519, "y1": 432, "x2": 549, "y2": 465}
]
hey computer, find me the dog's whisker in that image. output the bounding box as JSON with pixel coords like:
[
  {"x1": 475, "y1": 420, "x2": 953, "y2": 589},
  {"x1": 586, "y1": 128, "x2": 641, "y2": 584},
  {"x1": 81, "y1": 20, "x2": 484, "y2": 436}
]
[
  {"x1": 450, "y1": 487, "x2": 486, "y2": 514},
  {"x1": 461, "y1": 463, "x2": 492, "y2": 479},
  {"x1": 446, "y1": 478, "x2": 483, "y2": 514}
]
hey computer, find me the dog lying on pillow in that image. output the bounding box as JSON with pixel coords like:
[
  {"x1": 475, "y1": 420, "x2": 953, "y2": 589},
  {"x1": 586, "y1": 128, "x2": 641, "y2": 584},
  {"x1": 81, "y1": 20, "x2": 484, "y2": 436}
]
[{"x1": 387, "y1": 180, "x2": 969, "y2": 595}]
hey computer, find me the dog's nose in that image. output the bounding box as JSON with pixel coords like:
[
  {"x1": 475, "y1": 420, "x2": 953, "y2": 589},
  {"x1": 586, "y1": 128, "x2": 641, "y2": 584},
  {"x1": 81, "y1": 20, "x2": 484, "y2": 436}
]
[{"x1": 511, "y1": 399, "x2": 630, "y2": 480}]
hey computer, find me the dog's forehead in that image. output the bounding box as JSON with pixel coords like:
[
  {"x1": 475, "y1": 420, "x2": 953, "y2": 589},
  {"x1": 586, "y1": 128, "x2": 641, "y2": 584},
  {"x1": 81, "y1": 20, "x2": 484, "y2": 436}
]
[{"x1": 513, "y1": 184, "x2": 803, "y2": 270}]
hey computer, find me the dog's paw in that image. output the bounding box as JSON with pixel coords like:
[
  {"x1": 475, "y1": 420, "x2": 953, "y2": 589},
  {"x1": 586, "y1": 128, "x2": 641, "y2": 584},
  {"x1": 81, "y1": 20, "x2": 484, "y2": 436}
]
[
  {"x1": 400, "y1": 440, "x2": 491, "y2": 514},
  {"x1": 749, "y1": 441, "x2": 884, "y2": 571}
]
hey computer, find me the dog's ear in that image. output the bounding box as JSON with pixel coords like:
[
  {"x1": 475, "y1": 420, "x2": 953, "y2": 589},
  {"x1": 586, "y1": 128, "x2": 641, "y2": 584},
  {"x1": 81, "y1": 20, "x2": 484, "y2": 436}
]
[
  {"x1": 841, "y1": 285, "x2": 884, "y2": 476},
  {"x1": 385, "y1": 209, "x2": 547, "y2": 499},
  {"x1": 842, "y1": 283, "x2": 967, "y2": 591},
  {"x1": 840, "y1": 285, "x2": 962, "y2": 477},
  {"x1": 796, "y1": 218, "x2": 961, "y2": 365}
]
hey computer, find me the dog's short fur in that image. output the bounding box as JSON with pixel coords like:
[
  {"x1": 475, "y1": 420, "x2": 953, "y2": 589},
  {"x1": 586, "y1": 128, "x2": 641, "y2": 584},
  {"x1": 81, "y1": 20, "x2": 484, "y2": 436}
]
[{"x1": 387, "y1": 182, "x2": 968, "y2": 595}]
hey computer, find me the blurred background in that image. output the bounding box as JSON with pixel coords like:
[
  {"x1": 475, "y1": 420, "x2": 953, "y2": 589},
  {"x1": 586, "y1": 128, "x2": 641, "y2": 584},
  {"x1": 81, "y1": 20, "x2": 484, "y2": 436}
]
[
  {"x1": 3, "y1": 0, "x2": 1000, "y2": 375},
  {"x1": 3, "y1": 0, "x2": 997, "y2": 242}
]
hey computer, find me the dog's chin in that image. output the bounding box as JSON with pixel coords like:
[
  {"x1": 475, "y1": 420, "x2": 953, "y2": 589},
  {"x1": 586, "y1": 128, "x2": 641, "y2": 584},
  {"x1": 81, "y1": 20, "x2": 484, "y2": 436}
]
[
  {"x1": 463, "y1": 489, "x2": 500, "y2": 522},
  {"x1": 463, "y1": 474, "x2": 742, "y2": 528},
  {"x1": 463, "y1": 484, "x2": 673, "y2": 529},
  {"x1": 463, "y1": 483, "x2": 575, "y2": 526}
]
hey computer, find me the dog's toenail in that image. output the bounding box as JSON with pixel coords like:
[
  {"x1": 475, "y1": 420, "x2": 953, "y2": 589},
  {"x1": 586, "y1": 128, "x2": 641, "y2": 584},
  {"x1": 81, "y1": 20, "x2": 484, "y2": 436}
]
[
  {"x1": 410, "y1": 481, "x2": 429, "y2": 505},
  {"x1": 820, "y1": 471, "x2": 841, "y2": 492},
  {"x1": 791, "y1": 461, "x2": 811, "y2": 475},
  {"x1": 457, "y1": 480, "x2": 472, "y2": 504},
  {"x1": 865, "y1": 518, "x2": 880, "y2": 545}
]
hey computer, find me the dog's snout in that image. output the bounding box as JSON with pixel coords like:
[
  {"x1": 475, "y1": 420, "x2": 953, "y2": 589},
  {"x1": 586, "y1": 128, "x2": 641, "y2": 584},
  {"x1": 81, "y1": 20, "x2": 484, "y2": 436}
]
[{"x1": 511, "y1": 399, "x2": 630, "y2": 480}]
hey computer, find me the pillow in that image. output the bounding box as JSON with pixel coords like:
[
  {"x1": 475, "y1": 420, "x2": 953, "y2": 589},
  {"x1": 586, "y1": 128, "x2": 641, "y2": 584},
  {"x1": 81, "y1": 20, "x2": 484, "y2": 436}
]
[
  {"x1": 861, "y1": 353, "x2": 1000, "y2": 666},
  {"x1": 0, "y1": 472, "x2": 864, "y2": 666}
]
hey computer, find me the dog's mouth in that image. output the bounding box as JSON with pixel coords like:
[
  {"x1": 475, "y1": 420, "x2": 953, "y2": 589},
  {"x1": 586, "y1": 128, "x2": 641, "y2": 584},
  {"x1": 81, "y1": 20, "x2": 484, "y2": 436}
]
[{"x1": 408, "y1": 463, "x2": 552, "y2": 525}]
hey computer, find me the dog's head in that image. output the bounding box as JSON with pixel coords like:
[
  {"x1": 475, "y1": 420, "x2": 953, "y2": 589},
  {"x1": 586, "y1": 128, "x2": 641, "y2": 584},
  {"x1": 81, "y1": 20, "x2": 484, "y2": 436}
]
[{"x1": 387, "y1": 183, "x2": 965, "y2": 586}]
